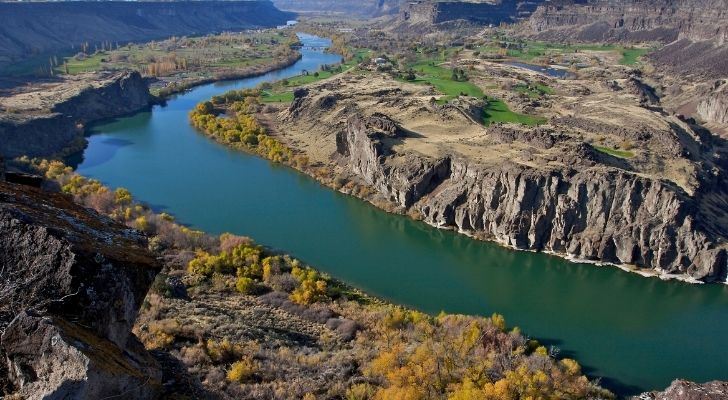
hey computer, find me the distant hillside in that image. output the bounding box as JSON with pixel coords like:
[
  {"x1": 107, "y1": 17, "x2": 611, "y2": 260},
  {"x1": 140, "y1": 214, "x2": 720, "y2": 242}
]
[
  {"x1": 400, "y1": 0, "x2": 547, "y2": 25},
  {"x1": 0, "y1": 1, "x2": 295, "y2": 71},
  {"x1": 523, "y1": 0, "x2": 728, "y2": 77},
  {"x1": 272, "y1": 0, "x2": 400, "y2": 16}
]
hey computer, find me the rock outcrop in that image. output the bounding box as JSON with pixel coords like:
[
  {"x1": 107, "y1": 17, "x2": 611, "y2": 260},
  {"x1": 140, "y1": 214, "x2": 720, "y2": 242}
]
[
  {"x1": 523, "y1": 0, "x2": 728, "y2": 77},
  {"x1": 273, "y1": 0, "x2": 399, "y2": 16},
  {"x1": 0, "y1": 179, "x2": 162, "y2": 399},
  {"x1": 336, "y1": 114, "x2": 451, "y2": 208},
  {"x1": 0, "y1": 1, "x2": 295, "y2": 69},
  {"x1": 0, "y1": 71, "x2": 153, "y2": 158},
  {"x1": 401, "y1": 0, "x2": 546, "y2": 25},
  {"x1": 637, "y1": 380, "x2": 728, "y2": 400},
  {"x1": 336, "y1": 113, "x2": 728, "y2": 282},
  {"x1": 697, "y1": 85, "x2": 728, "y2": 125}
]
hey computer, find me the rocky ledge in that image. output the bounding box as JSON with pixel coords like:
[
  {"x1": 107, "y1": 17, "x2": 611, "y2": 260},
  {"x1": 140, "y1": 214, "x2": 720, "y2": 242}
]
[
  {"x1": 335, "y1": 113, "x2": 728, "y2": 282},
  {"x1": 0, "y1": 179, "x2": 162, "y2": 399},
  {"x1": 637, "y1": 379, "x2": 728, "y2": 400},
  {"x1": 0, "y1": 71, "x2": 153, "y2": 158}
]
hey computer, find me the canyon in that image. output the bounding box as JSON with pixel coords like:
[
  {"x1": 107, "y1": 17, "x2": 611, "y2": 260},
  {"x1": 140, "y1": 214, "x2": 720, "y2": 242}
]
[
  {"x1": 274, "y1": 63, "x2": 728, "y2": 283},
  {"x1": 0, "y1": 71, "x2": 153, "y2": 158},
  {"x1": 0, "y1": 1, "x2": 294, "y2": 70},
  {"x1": 401, "y1": 0, "x2": 547, "y2": 25}
]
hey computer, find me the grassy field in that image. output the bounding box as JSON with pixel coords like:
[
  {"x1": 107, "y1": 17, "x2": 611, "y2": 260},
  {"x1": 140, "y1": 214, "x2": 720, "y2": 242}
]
[
  {"x1": 483, "y1": 97, "x2": 546, "y2": 126},
  {"x1": 45, "y1": 30, "x2": 299, "y2": 77},
  {"x1": 592, "y1": 144, "x2": 635, "y2": 158},
  {"x1": 261, "y1": 48, "x2": 371, "y2": 103},
  {"x1": 513, "y1": 83, "x2": 554, "y2": 98},
  {"x1": 407, "y1": 60, "x2": 485, "y2": 100},
  {"x1": 476, "y1": 40, "x2": 651, "y2": 66}
]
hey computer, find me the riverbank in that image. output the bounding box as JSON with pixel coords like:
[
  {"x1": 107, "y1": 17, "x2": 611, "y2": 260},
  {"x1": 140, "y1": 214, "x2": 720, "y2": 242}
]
[
  {"x1": 73, "y1": 33, "x2": 728, "y2": 395},
  {"x1": 3, "y1": 159, "x2": 612, "y2": 399},
  {"x1": 189, "y1": 84, "x2": 728, "y2": 286}
]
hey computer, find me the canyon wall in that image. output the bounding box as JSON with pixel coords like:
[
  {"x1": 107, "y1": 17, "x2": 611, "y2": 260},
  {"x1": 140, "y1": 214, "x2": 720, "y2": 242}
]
[
  {"x1": 0, "y1": 1, "x2": 295, "y2": 70},
  {"x1": 0, "y1": 71, "x2": 153, "y2": 158},
  {"x1": 526, "y1": 0, "x2": 728, "y2": 42},
  {"x1": 273, "y1": 0, "x2": 400, "y2": 16},
  {"x1": 336, "y1": 114, "x2": 727, "y2": 282},
  {"x1": 402, "y1": 0, "x2": 546, "y2": 25},
  {"x1": 524, "y1": 0, "x2": 728, "y2": 77}
]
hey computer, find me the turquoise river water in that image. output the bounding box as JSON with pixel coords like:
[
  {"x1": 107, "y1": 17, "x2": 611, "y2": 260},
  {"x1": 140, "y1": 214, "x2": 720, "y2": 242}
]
[{"x1": 72, "y1": 34, "x2": 728, "y2": 396}]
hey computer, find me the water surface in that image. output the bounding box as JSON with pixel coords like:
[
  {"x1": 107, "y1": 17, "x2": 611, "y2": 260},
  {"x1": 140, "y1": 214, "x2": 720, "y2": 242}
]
[
  {"x1": 507, "y1": 61, "x2": 573, "y2": 78},
  {"x1": 74, "y1": 33, "x2": 728, "y2": 396}
]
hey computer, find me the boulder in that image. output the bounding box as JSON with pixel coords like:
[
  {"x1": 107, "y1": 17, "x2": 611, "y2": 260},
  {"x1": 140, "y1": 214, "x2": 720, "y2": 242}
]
[{"x1": 0, "y1": 181, "x2": 162, "y2": 399}]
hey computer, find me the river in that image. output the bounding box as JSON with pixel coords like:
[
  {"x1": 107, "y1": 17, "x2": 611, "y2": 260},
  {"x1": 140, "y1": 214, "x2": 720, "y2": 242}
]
[{"x1": 72, "y1": 33, "x2": 728, "y2": 396}]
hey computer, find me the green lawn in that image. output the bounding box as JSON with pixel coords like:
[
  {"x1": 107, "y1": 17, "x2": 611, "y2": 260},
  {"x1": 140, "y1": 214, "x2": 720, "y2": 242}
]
[
  {"x1": 592, "y1": 145, "x2": 635, "y2": 158},
  {"x1": 259, "y1": 48, "x2": 371, "y2": 101},
  {"x1": 261, "y1": 90, "x2": 294, "y2": 103},
  {"x1": 513, "y1": 83, "x2": 554, "y2": 98},
  {"x1": 483, "y1": 98, "x2": 546, "y2": 126},
  {"x1": 407, "y1": 61, "x2": 484, "y2": 98},
  {"x1": 619, "y1": 48, "x2": 650, "y2": 65},
  {"x1": 475, "y1": 39, "x2": 651, "y2": 66}
]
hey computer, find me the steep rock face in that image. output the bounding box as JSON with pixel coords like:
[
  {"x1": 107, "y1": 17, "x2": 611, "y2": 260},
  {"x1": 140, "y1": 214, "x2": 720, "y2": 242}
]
[
  {"x1": 0, "y1": 1, "x2": 295, "y2": 69},
  {"x1": 0, "y1": 180, "x2": 162, "y2": 399},
  {"x1": 336, "y1": 115, "x2": 727, "y2": 282},
  {"x1": 0, "y1": 71, "x2": 152, "y2": 158},
  {"x1": 336, "y1": 114, "x2": 451, "y2": 208},
  {"x1": 637, "y1": 379, "x2": 728, "y2": 400},
  {"x1": 697, "y1": 86, "x2": 728, "y2": 125},
  {"x1": 273, "y1": 0, "x2": 399, "y2": 16},
  {"x1": 524, "y1": 0, "x2": 728, "y2": 76},
  {"x1": 526, "y1": 0, "x2": 728, "y2": 42},
  {"x1": 402, "y1": 0, "x2": 546, "y2": 25}
]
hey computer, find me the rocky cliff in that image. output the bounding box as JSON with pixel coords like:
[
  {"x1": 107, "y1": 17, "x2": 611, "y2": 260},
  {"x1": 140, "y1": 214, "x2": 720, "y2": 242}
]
[
  {"x1": 0, "y1": 178, "x2": 162, "y2": 399},
  {"x1": 0, "y1": 71, "x2": 153, "y2": 158},
  {"x1": 637, "y1": 380, "x2": 728, "y2": 400},
  {"x1": 526, "y1": 0, "x2": 728, "y2": 42},
  {"x1": 273, "y1": 0, "x2": 399, "y2": 16},
  {"x1": 523, "y1": 0, "x2": 728, "y2": 77},
  {"x1": 0, "y1": 1, "x2": 295, "y2": 70},
  {"x1": 697, "y1": 84, "x2": 728, "y2": 126},
  {"x1": 335, "y1": 113, "x2": 727, "y2": 282},
  {"x1": 401, "y1": 0, "x2": 546, "y2": 25}
]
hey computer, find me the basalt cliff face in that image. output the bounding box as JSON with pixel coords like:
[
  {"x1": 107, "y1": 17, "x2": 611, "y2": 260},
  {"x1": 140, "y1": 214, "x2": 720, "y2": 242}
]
[
  {"x1": 0, "y1": 1, "x2": 295, "y2": 70},
  {"x1": 526, "y1": 0, "x2": 728, "y2": 42},
  {"x1": 637, "y1": 380, "x2": 728, "y2": 400},
  {"x1": 334, "y1": 112, "x2": 727, "y2": 282},
  {"x1": 401, "y1": 0, "x2": 546, "y2": 25},
  {"x1": 0, "y1": 71, "x2": 152, "y2": 158},
  {"x1": 273, "y1": 0, "x2": 399, "y2": 16},
  {"x1": 524, "y1": 0, "x2": 728, "y2": 77},
  {"x1": 0, "y1": 178, "x2": 162, "y2": 399}
]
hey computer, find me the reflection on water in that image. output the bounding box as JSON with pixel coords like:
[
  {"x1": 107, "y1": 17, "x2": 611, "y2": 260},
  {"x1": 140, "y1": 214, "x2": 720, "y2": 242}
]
[
  {"x1": 506, "y1": 61, "x2": 573, "y2": 78},
  {"x1": 74, "y1": 34, "x2": 728, "y2": 396}
]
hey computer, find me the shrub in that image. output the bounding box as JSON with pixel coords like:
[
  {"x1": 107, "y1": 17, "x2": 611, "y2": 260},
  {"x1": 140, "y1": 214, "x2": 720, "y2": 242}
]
[{"x1": 227, "y1": 357, "x2": 257, "y2": 383}]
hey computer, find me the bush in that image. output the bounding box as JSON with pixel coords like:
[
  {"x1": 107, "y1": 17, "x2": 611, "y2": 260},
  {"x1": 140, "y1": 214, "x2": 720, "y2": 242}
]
[{"x1": 227, "y1": 357, "x2": 257, "y2": 383}]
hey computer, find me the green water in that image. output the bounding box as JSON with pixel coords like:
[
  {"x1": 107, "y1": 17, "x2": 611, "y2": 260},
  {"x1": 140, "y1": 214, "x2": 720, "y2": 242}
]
[{"x1": 73, "y1": 34, "x2": 728, "y2": 396}]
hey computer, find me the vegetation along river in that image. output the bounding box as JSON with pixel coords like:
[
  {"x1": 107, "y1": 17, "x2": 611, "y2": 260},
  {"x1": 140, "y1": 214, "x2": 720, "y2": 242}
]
[{"x1": 72, "y1": 33, "x2": 728, "y2": 396}]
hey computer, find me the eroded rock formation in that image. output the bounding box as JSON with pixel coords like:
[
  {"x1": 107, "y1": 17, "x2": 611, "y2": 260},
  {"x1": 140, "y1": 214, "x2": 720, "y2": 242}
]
[
  {"x1": 637, "y1": 380, "x2": 728, "y2": 400},
  {"x1": 402, "y1": 0, "x2": 546, "y2": 25},
  {"x1": 0, "y1": 71, "x2": 152, "y2": 158},
  {"x1": 0, "y1": 179, "x2": 162, "y2": 399},
  {"x1": 335, "y1": 112, "x2": 727, "y2": 282}
]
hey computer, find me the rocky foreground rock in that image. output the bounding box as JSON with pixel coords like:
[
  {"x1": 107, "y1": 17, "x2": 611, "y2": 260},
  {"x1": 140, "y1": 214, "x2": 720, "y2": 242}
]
[
  {"x1": 637, "y1": 380, "x2": 728, "y2": 400},
  {"x1": 0, "y1": 179, "x2": 162, "y2": 399}
]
